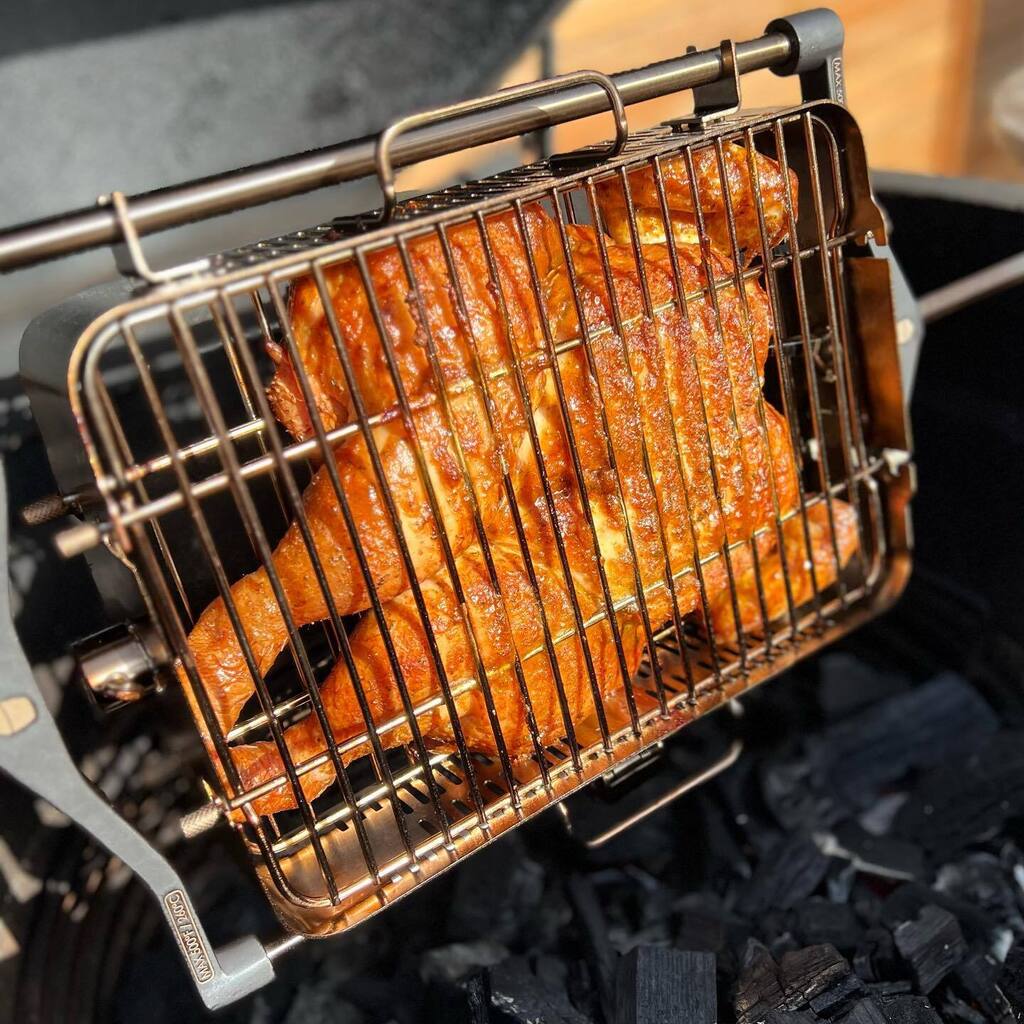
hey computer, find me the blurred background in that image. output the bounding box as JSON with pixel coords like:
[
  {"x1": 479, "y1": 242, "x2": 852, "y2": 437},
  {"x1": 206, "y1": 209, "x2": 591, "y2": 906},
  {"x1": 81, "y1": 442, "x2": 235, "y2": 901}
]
[{"x1": 0, "y1": 0, "x2": 1021, "y2": 369}]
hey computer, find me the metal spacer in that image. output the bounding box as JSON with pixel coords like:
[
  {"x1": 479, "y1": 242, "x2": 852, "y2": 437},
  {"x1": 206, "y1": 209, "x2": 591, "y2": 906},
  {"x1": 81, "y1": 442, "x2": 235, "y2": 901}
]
[{"x1": 101, "y1": 191, "x2": 211, "y2": 285}]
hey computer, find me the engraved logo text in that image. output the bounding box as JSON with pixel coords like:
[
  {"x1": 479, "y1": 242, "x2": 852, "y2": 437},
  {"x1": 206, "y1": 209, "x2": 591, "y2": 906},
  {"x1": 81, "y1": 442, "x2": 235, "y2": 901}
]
[{"x1": 166, "y1": 890, "x2": 214, "y2": 983}]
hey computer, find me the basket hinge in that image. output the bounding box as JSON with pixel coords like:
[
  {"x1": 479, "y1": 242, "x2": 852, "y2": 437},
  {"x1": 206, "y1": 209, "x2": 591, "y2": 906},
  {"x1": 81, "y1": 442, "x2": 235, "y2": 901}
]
[
  {"x1": 101, "y1": 191, "x2": 211, "y2": 285},
  {"x1": 677, "y1": 39, "x2": 742, "y2": 127},
  {"x1": 766, "y1": 9, "x2": 846, "y2": 104}
]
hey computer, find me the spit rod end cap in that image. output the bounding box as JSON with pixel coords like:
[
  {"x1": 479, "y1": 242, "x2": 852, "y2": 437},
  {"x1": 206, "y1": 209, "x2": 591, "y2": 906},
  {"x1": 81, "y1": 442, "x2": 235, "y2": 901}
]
[
  {"x1": 766, "y1": 9, "x2": 844, "y2": 77},
  {"x1": 54, "y1": 522, "x2": 101, "y2": 559}
]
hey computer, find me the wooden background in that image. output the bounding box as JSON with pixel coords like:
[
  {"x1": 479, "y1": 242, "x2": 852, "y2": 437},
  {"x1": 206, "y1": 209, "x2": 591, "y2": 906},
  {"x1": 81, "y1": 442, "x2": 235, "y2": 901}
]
[{"x1": 404, "y1": 0, "x2": 1024, "y2": 191}]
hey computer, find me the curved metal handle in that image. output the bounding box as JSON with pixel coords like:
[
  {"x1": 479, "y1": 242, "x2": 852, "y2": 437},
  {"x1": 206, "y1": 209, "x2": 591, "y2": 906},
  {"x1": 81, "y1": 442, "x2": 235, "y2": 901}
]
[
  {"x1": 0, "y1": 463, "x2": 275, "y2": 1009},
  {"x1": 374, "y1": 70, "x2": 629, "y2": 223}
]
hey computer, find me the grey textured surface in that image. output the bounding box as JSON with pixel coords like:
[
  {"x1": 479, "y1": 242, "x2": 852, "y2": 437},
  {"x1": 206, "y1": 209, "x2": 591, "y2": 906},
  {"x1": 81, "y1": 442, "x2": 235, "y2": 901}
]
[{"x1": 0, "y1": 0, "x2": 560, "y2": 373}]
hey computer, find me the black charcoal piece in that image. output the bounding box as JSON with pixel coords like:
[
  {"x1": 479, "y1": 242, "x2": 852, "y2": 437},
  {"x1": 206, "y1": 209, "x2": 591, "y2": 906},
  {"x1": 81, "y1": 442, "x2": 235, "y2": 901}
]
[
  {"x1": 735, "y1": 940, "x2": 786, "y2": 1024},
  {"x1": 809, "y1": 673, "x2": 998, "y2": 809},
  {"x1": 892, "y1": 905, "x2": 966, "y2": 994},
  {"x1": 893, "y1": 732, "x2": 1024, "y2": 864},
  {"x1": 565, "y1": 874, "x2": 616, "y2": 1018},
  {"x1": 808, "y1": 971, "x2": 864, "y2": 1017},
  {"x1": 935, "y1": 853, "x2": 1024, "y2": 937},
  {"x1": 951, "y1": 951, "x2": 1008, "y2": 1017},
  {"x1": 448, "y1": 834, "x2": 545, "y2": 944},
  {"x1": 794, "y1": 899, "x2": 861, "y2": 951},
  {"x1": 489, "y1": 956, "x2": 590, "y2": 1024},
  {"x1": 771, "y1": 933, "x2": 802, "y2": 960},
  {"x1": 875, "y1": 994, "x2": 942, "y2": 1024},
  {"x1": 853, "y1": 930, "x2": 899, "y2": 985},
  {"x1": 778, "y1": 944, "x2": 852, "y2": 1011},
  {"x1": 761, "y1": 757, "x2": 840, "y2": 833},
  {"x1": 736, "y1": 833, "x2": 830, "y2": 917},
  {"x1": 940, "y1": 993, "x2": 987, "y2": 1024},
  {"x1": 836, "y1": 997, "x2": 888, "y2": 1024},
  {"x1": 425, "y1": 969, "x2": 492, "y2": 1024},
  {"x1": 828, "y1": 821, "x2": 925, "y2": 881},
  {"x1": 998, "y1": 944, "x2": 1024, "y2": 1013},
  {"x1": 614, "y1": 947, "x2": 715, "y2": 1024},
  {"x1": 818, "y1": 653, "x2": 910, "y2": 720},
  {"x1": 762, "y1": 1012, "x2": 821, "y2": 1024},
  {"x1": 866, "y1": 982, "x2": 914, "y2": 999},
  {"x1": 881, "y1": 883, "x2": 994, "y2": 945}
]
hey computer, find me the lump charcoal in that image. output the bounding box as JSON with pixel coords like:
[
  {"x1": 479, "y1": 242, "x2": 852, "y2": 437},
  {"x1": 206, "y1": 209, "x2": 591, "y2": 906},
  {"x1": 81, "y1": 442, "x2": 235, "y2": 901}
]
[
  {"x1": 794, "y1": 899, "x2": 862, "y2": 952},
  {"x1": 488, "y1": 956, "x2": 591, "y2": 1024},
  {"x1": 875, "y1": 994, "x2": 942, "y2": 1024},
  {"x1": 448, "y1": 834, "x2": 545, "y2": 944},
  {"x1": 818, "y1": 653, "x2": 910, "y2": 721},
  {"x1": 881, "y1": 883, "x2": 995, "y2": 946},
  {"x1": 771, "y1": 933, "x2": 802, "y2": 960},
  {"x1": 951, "y1": 952, "x2": 1016, "y2": 1024},
  {"x1": 940, "y1": 993, "x2": 987, "y2": 1024},
  {"x1": 893, "y1": 732, "x2": 1024, "y2": 865},
  {"x1": 762, "y1": 1013, "x2": 821, "y2": 1024},
  {"x1": 827, "y1": 821, "x2": 925, "y2": 881},
  {"x1": 808, "y1": 971, "x2": 865, "y2": 1018},
  {"x1": 424, "y1": 969, "x2": 492, "y2": 1024},
  {"x1": 420, "y1": 940, "x2": 509, "y2": 984},
  {"x1": 892, "y1": 905, "x2": 966, "y2": 994},
  {"x1": 853, "y1": 930, "x2": 900, "y2": 985},
  {"x1": 675, "y1": 895, "x2": 729, "y2": 953},
  {"x1": 735, "y1": 939, "x2": 786, "y2": 1024},
  {"x1": 736, "y1": 832, "x2": 830, "y2": 917},
  {"x1": 998, "y1": 944, "x2": 1024, "y2": 1014},
  {"x1": 761, "y1": 756, "x2": 841, "y2": 833},
  {"x1": 809, "y1": 673, "x2": 998, "y2": 809},
  {"x1": 866, "y1": 982, "x2": 914, "y2": 999},
  {"x1": 778, "y1": 944, "x2": 852, "y2": 1011},
  {"x1": 835, "y1": 997, "x2": 889, "y2": 1024},
  {"x1": 935, "y1": 853, "x2": 1024, "y2": 937},
  {"x1": 614, "y1": 947, "x2": 716, "y2": 1024},
  {"x1": 565, "y1": 874, "x2": 617, "y2": 1018}
]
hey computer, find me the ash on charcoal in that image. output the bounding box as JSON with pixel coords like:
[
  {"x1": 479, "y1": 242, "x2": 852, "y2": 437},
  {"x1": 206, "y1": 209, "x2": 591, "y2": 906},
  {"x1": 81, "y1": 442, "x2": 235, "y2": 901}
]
[
  {"x1": 875, "y1": 994, "x2": 943, "y2": 1024},
  {"x1": 448, "y1": 834, "x2": 545, "y2": 945},
  {"x1": 893, "y1": 906, "x2": 967, "y2": 994},
  {"x1": 736, "y1": 832, "x2": 831, "y2": 917},
  {"x1": 824, "y1": 821, "x2": 925, "y2": 881},
  {"x1": 735, "y1": 940, "x2": 787, "y2": 1024},
  {"x1": 420, "y1": 940, "x2": 508, "y2": 984},
  {"x1": 761, "y1": 757, "x2": 840, "y2": 833},
  {"x1": 893, "y1": 732, "x2": 1024, "y2": 865},
  {"x1": 935, "y1": 852, "x2": 1024, "y2": 938},
  {"x1": 489, "y1": 956, "x2": 591, "y2": 1024},
  {"x1": 794, "y1": 899, "x2": 862, "y2": 952},
  {"x1": 614, "y1": 947, "x2": 716, "y2": 1024},
  {"x1": 809, "y1": 674, "x2": 998, "y2": 809}
]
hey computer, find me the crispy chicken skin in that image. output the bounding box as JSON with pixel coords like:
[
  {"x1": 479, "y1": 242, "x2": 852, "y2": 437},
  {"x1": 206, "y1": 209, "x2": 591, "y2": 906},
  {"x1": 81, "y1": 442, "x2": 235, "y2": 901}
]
[
  {"x1": 595, "y1": 142, "x2": 799, "y2": 257},
  {"x1": 182, "y1": 143, "x2": 858, "y2": 813},
  {"x1": 232, "y1": 220, "x2": 857, "y2": 815},
  {"x1": 184, "y1": 207, "x2": 555, "y2": 734}
]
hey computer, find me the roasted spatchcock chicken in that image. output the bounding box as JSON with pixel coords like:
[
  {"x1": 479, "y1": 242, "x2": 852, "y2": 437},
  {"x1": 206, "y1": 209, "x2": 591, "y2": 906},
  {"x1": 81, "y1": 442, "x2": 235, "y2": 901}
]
[{"x1": 182, "y1": 143, "x2": 858, "y2": 814}]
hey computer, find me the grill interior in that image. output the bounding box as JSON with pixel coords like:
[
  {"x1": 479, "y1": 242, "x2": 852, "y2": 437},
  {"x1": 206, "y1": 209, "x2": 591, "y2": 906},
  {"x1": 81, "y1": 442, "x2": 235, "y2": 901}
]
[{"x1": 66, "y1": 103, "x2": 911, "y2": 935}]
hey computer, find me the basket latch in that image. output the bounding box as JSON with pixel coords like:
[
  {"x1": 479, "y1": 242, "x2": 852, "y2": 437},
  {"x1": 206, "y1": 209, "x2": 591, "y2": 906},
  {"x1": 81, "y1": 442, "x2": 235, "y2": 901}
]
[{"x1": 680, "y1": 39, "x2": 742, "y2": 126}]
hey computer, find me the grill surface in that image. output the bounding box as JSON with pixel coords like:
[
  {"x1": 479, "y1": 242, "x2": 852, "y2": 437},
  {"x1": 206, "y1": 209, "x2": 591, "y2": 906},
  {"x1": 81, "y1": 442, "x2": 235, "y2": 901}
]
[{"x1": 65, "y1": 103, "x2": 911, "y2": 935}]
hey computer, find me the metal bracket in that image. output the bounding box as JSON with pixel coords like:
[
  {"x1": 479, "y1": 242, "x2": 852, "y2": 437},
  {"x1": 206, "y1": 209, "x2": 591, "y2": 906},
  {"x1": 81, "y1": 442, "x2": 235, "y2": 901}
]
[
  {"x1": 679, "y1": 39, "x2": 742, "y2": 127},
  {"x1": 766, "y1": 8, "x2": 846, "y2": 104},
  {"x1": 0, "y1": 462, "x2": 276, "y2": 1010},
  {"x1": 103, "y1": 190, "x2": 211, "y2": 285},
  {"x1": 559, "y1": 700, "x2": 744, "y2": 849}
]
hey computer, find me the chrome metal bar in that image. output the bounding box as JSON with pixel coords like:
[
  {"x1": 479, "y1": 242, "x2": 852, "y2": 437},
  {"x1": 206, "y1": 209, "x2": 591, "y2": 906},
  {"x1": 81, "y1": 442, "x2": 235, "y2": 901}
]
[
  {"x1": 0, "y1": 33, "x2": 792, "y2": 273},
  {"x1": 918, "y1": 250, "x2": 1024, "y2": 324}
]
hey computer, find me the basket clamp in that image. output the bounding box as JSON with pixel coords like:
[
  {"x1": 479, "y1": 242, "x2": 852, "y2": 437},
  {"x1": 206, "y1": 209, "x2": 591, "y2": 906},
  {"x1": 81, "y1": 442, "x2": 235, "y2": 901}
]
[{"x1": 679, "y1": 39, "x2": 742, "y2": 126}]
